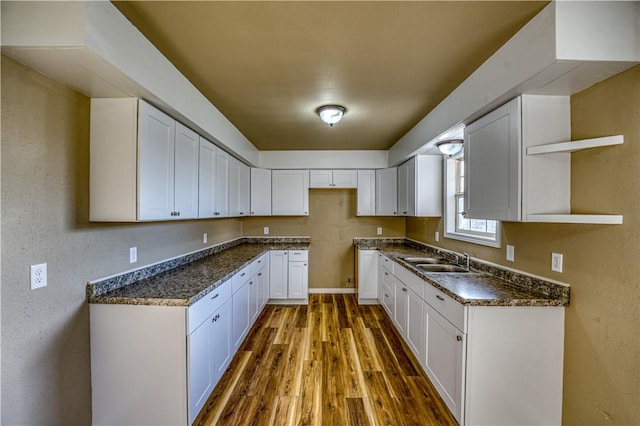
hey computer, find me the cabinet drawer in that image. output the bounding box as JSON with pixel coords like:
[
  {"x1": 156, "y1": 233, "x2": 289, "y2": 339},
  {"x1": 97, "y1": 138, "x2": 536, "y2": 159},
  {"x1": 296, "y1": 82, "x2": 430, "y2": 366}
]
[
  {"x1": 288, "y1": 250, "x2": 308, "y2": 261},
  {"x1": 188, "y1": 279, "x2": 231, "y2": 334},
  {"x1": 394, "y1": 263, "x2": 425, "y2": 299},
  {"x1": 424, "y1": 284, "x2": 466, "y2": 332},
  {"x1": 380, "y1": 255, "x2": 394, "y2": 274},
  {"x1": 251, "y1": 253, "x2": 268, "y2": 275},
  {"x1": 232, "y1": 265, "x2": 251, "y2": 293}
]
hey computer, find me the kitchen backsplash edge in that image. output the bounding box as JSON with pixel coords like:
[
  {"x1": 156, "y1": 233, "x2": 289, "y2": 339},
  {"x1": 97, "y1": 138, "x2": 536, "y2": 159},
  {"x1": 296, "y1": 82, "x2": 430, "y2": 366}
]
[{"x1": 87, "y1": 236, "x2": 311, "y2": 299}]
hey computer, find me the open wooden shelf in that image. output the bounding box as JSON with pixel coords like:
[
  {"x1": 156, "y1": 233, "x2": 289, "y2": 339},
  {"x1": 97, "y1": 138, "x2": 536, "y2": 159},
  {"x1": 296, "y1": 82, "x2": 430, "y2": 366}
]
[{"x1": 526, "y1": 135, "x2": 623, "y2": 155}]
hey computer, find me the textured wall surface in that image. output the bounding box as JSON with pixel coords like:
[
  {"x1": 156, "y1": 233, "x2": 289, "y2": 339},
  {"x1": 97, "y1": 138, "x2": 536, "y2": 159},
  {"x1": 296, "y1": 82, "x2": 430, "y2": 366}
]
[
  {"x1": 242, "y1": 189, "x2": 405, "y2": 289},
  {"x1": 407, "y1": 65, "x2": 640, "y2": 425},
  {"x1": 1, "y1": 56, "x2": 242, "y2": 424}
]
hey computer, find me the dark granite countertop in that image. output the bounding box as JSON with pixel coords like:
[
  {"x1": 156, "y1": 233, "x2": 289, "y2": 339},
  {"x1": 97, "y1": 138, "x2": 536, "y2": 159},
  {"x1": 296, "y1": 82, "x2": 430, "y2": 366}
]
[
  {"x1": 88, "y1": 238, "x2": 310, "y2": 307},
  {"x1": 355, "y1": 238, "x2": 569, "y2": 307}
]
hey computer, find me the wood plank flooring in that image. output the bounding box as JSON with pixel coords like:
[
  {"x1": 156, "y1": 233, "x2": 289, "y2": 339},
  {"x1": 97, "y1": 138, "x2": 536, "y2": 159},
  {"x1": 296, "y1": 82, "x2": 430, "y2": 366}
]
[{"x1": 194, "y1": 294, "x2": 457, "y2": 426}]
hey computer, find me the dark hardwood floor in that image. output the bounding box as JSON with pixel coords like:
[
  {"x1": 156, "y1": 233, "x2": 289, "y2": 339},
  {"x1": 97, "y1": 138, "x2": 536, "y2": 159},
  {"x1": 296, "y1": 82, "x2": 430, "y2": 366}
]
[{"x1": 194, "y1": 294, "x2": 457, "y2": 425}]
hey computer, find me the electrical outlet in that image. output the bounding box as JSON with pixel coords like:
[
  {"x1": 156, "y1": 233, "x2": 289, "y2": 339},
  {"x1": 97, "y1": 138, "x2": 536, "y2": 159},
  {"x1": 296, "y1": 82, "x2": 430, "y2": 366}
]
[
  {"x1": 377, "y1": 227, "x2": 383, "y2": 235},
  {"x1": 263, "y1": 227, "x2": 269, "y2": 235},
  {"x1": 435, "y1": 231, "x2": 440, "y2": 242},
  {"x1": 30, "y1": 263, "x2": 47, "y2": 290},
  {"x1": 551, "y1": 253, "x2": 563, "y2": 273},
  {"x1": 506, "y1": 245, "x2": 515, "y2": 262},
  {"x1": 203, "y1": 233, "x2": 208, "y2": 244},
  {"x1": 130, "y1": 247, "x2": 137, "y2": 264}
]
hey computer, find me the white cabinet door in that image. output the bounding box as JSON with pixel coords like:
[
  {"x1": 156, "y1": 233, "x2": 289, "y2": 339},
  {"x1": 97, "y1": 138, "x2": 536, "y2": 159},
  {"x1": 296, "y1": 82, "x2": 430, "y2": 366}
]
[
  {"x1": 228, "y1": 158, "x2": 240, "y2": 217},
  {"x1": 173, "y1": 122, "x2": 199, "y2": 219},
  {"x1": 332, "y1": 170, "x2": 357, "y2": 188},
  {"x1": 238, "y1": 162, "x2": 250, "y2": 217},
  {"x1": 259, "y1": 265, "x2": 270, "y2": 309},
  {"x1": 397, "y1": 159, "x2": 411, "y2": 216},
  {"x1": 187, "y1": 316, "x2": 214, "y2": 425},
  {"x1": 138, "y1": 100, "x2": 176, "y2": 221},
  {"x1": 248, "y1": 275, "x2": 260, "y2": 323},
  {"x1": 356, "y1": 170, "x2": 376, "y2": 216},
  {"x1": 309, "y1": 170, "x2": 333, "y2": 188},
  {"x1": 406, "y1": 289, "x2": 424, "y2": 364},
  {"x1": 250, "y1": 168, "x2": 272, "y2": 216},
  {"x1": 272, "y1": 170, "x2": 309, "y2": 216},
  {"x1": 414, "y1": 155, "x2": 442, "y2": 217},
  {"x1": 269, "y1": 250, "x2": 288, "y2": 299},
  {"x1": 464, "y1": 97, "x2": 521, "y2": 222},
  {"x1": 214, "y1": 149, "x2": 230, "y2": 217},
  {"x1": 357, "y1": 250, "x2": 378, "y2": 301},
  {"x1": 288, "y1": 261, "x2": 308, "y2": 299},
  {"x1": 380, "y1": 266, "x2": 395, "y2": 317},
  {"x1": 232, "y1": 280, "x2": 250, "y2": 351},
  {"x1": 376, "y1": 167, "x2": 397, "y2": 216},
  {"x1": 198, "y1": 138, "x2": 217, "y2": 218},
  {"x1": 425, "y1": 304, "x2": 465, "y2": 423},
  {"x1": 394, "y1": 281, "x2": 409, "y2": 337},
  {"x1": 210, "y1": 299, "x2": 233, "y2": 384}
]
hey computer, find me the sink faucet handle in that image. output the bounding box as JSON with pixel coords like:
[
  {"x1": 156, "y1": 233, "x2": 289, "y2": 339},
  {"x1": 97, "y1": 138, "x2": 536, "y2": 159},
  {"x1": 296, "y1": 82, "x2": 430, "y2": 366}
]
[{"x1": 463, "y1": 253, "x2": 471, "y2": 270}]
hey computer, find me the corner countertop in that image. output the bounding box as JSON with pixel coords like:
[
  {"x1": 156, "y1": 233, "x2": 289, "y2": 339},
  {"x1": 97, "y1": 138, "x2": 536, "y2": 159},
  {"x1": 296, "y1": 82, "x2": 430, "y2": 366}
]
[
  {"x1": 355, "y1": 238, "x2": 569, "y2": 307},
  {"x1": 87, "y1": 238, "x2": 310, "y2": 307}
]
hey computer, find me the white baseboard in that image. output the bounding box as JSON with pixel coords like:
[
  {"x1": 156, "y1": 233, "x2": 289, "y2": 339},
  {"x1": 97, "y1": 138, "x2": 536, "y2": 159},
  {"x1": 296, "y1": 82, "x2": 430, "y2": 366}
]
[{"x1": 308, "y1": 288, "x2": 356, "y2": 294}]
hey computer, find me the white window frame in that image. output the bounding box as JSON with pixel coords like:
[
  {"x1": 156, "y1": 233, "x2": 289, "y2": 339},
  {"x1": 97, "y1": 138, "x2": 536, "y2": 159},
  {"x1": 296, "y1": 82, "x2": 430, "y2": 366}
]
[{"x1": 443, "y1": 154, "x2": 501, "y2": 248}]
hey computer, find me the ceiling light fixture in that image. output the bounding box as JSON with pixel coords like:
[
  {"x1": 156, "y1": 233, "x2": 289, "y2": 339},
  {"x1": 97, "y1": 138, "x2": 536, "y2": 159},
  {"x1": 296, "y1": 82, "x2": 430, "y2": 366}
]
[
  {"x1": 435, "y1": 139, "x2": 464, "y2": 157},
  {"x1": 316, "y1": 105, "x2": 346, "y2": 127}
]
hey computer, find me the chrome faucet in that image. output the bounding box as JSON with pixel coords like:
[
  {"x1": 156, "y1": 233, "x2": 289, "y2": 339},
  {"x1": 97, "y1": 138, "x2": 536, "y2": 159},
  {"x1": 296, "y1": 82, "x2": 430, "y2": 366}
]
[{"x1": 463, "y1": 253, "x2": 471, "y2": 270}]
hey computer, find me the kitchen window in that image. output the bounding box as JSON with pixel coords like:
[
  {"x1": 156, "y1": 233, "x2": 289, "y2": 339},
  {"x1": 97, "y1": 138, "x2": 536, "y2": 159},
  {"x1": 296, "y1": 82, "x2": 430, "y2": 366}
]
[{"x1": 444, "y1": 155, "x2": 501, "y2": 247}]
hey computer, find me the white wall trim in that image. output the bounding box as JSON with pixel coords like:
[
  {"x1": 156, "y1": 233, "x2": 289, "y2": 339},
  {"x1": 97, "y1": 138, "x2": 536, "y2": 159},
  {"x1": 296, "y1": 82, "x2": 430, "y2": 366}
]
[
  {"x1": 308, "y1": 288, "x2": 356, "y2": 294},
  {"x1": 259, "y1": 150, "x2": 389, "y2": 170}
]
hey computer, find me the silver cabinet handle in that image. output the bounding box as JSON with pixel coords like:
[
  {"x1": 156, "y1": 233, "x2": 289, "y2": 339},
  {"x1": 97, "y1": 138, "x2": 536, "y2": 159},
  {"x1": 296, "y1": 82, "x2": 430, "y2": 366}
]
[
  {"x1": 402, "y1": 287, "x2": 407, "y2": 292},
  {"x1": 385, "y1": 294, "x2": 389, "y2": 298},
  {"x1": 457, "y1": 335, "x2": 462, "y2": 342},
  {"x1": 211, "y1": 293, "x2": 219, "y2": 300},
  {"x1": 250, "y1": 281, "x2": 253, "y2": 285},
  {"x1": 258, "y1": 273, "x2": 262, "y2": 276},
  {"x1": 436, "y1": 295, "x2": 445, "y2": 301},
  {"x1": 240, "y1": 272, "x2": 246, "y2": 277},
  {"x1": 212, "y1": 314, "x2": 220, "y2": 322}
]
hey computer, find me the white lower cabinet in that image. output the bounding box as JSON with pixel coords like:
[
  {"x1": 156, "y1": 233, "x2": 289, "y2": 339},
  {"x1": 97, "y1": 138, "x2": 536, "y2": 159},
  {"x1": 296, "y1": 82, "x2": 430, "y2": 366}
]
[
  {"x1": 90, "y1": 251, "x2": 275, "y2": 426},
  {"x1": 357, "y1": 249, "x2": 378, "y2": 303},
  {"x1": 269, "y1": 250, "x2": 309, "y2": 303},
  {"x1": 424, "y1": 303, "x2": 465, "y2": 422},
  {"x1": 374, "y1": 255, "x2": 565, "y2": 426}
]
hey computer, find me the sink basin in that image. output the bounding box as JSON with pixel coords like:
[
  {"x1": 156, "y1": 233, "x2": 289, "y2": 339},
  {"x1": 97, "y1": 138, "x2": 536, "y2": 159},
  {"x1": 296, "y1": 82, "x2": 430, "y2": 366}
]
[
  {"x1": 416, "y1": 264, "x2": 470, "y2": 273},
  {"x1": 402, "y1": 256, "x2": 448, "y2": 264}
]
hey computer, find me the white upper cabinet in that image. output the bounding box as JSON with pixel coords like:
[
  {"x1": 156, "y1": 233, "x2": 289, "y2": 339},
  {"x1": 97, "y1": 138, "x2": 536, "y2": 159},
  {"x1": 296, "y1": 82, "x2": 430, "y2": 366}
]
[
  {"x1": 250, "y1": 168, "x2": 272, "y2": 216},
  {"x1": 465, "y1": 95, "x2": 623, "y2": 224},
  {"x1": 198, "y1": 137, "x2": 217, "y2": 218},
  {"x1": 272, "y1": 170, "x2": 309, "y2": 216},
  {"x1": 172, "y1": 122, "x2": 200, "y2": 219},
  {"x1": 398, "y1": 156, "x2": 442, "y2": 217},
  {"x1": 137, "y1": 100, "x2": 176, "y2": 221},
  {"x1": 228, "y1": 158, "x2": 240, "y2": 217},
  {"x1": 214, "y1": 149, "x2": 230, "y2": 217},
  {"x1": 90, "y1": 98, "x2": 200, "y2": 222},
  {"x1": 237, "y1": 162, "x2": 250, "y2": 217},
  {"x1": 376, "y1": 167, "x2": 398, "y2": 216},
  {"x1": 310, "y1": 169, "x2": 357, "y2": 188},
  {"x1": 198, "y1": 139, "x2": 233, "y2": 218},
  {"x1": 356, "y1": 170, "x2": 376, "y2": 216}
]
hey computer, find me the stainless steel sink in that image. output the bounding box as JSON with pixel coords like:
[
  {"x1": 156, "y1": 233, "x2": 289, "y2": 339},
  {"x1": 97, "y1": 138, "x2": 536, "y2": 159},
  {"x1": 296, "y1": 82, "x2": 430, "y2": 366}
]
[
  {"x1": 416, "y1": 264, "x2": 470, "y2": 273},
  {"x1": 401, "y1": 256, "x2": 448, "y2": 264}
]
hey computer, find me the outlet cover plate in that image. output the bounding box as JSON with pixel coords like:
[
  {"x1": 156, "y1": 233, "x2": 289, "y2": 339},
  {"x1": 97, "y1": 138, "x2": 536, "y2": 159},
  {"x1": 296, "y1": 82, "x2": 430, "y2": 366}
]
[
  {"x1": 551, "y1": 252, "x2": 563, "y2": 272},
  {"x1": 130, "y1": 247, "x2": 137, "y2": 264},
  {"x1": 506, "y1": 245, "x2": 515, "y2": 262},
  {"x1": 30, "y1": 263, "x2": 47, "y2": 290},
  {"x1": 377, "y1": 227, "x2": 383, "y2": 235}
]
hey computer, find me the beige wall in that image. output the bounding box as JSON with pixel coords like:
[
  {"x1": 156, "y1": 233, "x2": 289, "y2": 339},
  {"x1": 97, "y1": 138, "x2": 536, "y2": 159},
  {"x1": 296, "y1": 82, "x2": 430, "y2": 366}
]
[
  {"x1": 407, "y1": 65, "x2": 640, "y2": 425},
  {"x1": 0, "y1": 56, "x2": 242, "y2": 424},
  {"x1": 242, "y1": 189, "x2": 405, "y2": 289}
]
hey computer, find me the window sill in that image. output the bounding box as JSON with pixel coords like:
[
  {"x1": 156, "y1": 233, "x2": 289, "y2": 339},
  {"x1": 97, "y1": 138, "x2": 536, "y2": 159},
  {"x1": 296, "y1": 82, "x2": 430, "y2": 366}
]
[{"x1": 444, "y1": 230, "x2": 501, "y2": 248}]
